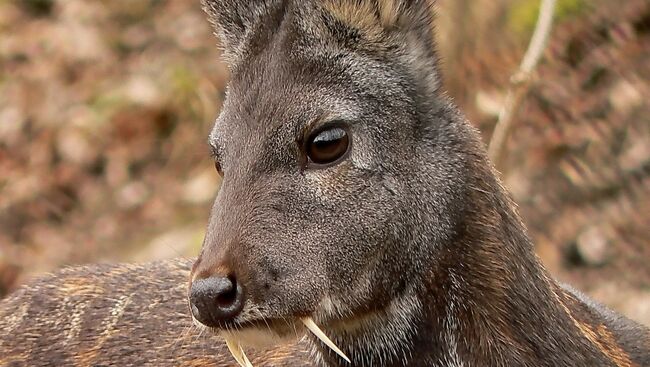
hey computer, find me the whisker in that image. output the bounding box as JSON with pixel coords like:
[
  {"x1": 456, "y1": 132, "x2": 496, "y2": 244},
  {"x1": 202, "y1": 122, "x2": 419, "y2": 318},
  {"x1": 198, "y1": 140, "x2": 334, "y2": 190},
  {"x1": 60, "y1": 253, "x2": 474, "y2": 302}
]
[
  {"x1": 172, "y1": 324, "x2": 194, "y2": 349},
  {"x1": 280, "y1": 314, "x2": 299, "y2": 340},
  {"x1": 292, "y1": 320, "x2": 300, "y2": 340},
  {"x1": 256, "y1": 308, "x2": 273, "y2": 336}
]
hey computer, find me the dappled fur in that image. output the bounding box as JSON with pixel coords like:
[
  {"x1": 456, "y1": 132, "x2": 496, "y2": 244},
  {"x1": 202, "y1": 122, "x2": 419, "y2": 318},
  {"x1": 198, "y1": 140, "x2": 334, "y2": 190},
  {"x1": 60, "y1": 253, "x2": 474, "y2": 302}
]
[
  {"x1": 1, "y1": 1, "x2": 649, "y2": 366},
  {"x1": 0, "y1": 259, "x2": 310, "y2": 366}
]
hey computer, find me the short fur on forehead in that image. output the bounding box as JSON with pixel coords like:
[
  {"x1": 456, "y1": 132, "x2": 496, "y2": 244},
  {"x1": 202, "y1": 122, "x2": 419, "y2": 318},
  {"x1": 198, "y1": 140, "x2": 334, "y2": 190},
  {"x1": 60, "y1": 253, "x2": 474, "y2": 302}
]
[{"x1": 201, "y1": 0, "x2": 437, "y2": 63}]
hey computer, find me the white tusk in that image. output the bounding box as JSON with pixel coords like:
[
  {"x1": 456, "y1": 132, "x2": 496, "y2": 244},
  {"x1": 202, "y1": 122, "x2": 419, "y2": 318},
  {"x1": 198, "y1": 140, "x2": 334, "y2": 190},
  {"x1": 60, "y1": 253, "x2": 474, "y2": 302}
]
[
  {"x1": 224, "y1": 338, "x2": 254, "y2": 367},
  {"x1": 301, "y1": 317, "x2": 351, "y2": 363},
  {"x1": 225, "y1": 338, "x2": 245, "y2": 367},
  {"x1": 240, "y1": 347, "x2": 254, "y2": 367}
]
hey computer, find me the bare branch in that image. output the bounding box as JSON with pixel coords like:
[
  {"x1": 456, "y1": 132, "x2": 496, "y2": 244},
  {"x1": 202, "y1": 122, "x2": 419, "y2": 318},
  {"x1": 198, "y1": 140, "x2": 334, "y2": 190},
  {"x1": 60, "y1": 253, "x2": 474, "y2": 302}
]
[{"x1": 487, "y1": 0, "x2": 557, "y2": 169}]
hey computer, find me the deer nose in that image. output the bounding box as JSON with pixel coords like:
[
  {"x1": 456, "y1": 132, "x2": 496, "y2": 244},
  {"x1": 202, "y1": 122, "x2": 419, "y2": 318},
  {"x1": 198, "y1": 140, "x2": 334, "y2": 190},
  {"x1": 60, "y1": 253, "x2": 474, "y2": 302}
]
[{"x1": 189, "y1": 275, "x2": 244, "y2": 327}]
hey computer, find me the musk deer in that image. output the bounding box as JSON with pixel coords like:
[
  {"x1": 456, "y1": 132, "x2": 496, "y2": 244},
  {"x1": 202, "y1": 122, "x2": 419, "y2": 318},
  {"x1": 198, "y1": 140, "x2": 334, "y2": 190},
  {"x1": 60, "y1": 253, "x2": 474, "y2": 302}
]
[{"x1": 1, "y1": 0, "x2": 649, "y2": 366}]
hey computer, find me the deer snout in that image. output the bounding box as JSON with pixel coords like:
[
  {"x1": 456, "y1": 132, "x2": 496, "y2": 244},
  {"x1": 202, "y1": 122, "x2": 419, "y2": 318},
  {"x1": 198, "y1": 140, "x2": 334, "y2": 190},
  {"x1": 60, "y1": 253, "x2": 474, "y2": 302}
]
[{"x1": 189, "y1": 274, "x2": 245, "y2": 327}]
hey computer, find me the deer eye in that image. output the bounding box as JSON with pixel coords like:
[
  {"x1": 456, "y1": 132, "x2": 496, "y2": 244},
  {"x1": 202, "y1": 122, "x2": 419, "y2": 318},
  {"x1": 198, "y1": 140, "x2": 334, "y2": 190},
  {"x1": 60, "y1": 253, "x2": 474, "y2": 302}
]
[{"x1": 305, "y1": 125, "x2": 350, "y2": 166}]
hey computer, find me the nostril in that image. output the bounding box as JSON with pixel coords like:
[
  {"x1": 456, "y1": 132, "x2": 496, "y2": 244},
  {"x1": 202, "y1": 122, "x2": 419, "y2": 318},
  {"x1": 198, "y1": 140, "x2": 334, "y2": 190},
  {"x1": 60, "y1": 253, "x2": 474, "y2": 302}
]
[
  {"x1": 190, "y1": 274, "x2": 245, "y2": 327},
  {"x1": 215, "y1": 274, "x2": 238, "y2": 308}
]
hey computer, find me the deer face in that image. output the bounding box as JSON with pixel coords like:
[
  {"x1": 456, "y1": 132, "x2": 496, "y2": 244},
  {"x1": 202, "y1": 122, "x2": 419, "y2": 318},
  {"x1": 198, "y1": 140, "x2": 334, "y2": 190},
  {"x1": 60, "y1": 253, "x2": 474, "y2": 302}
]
[{"x1": 189, "y1": 0, "x2": 468, "y2": 354}]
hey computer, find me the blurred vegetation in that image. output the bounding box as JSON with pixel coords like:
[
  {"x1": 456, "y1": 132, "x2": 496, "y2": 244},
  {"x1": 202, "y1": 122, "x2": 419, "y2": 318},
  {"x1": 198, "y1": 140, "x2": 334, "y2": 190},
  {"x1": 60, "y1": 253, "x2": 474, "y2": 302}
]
[
  {"x1": 0, "y1": 0, "x2": 648, "y2": 324},
  {"x1": 509, "y1": 0, "x2": 586, "y2": 36},
  {"x1": 15, "y1": 0, "x2": 55, "y2": 17}
]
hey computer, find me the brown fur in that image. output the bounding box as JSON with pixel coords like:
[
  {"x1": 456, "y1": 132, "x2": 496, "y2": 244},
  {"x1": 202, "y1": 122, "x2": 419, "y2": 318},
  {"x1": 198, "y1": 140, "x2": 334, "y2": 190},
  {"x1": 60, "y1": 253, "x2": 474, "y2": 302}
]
[
  {"x1": 1, "y1": 1, "x2": 649, "y2": 366},
  {"x1": 323, "y1": 0, "x2": 401, "y2": 38},
  {"x1": 0, "y1": 259, "x2": 311, "y2": 367}
]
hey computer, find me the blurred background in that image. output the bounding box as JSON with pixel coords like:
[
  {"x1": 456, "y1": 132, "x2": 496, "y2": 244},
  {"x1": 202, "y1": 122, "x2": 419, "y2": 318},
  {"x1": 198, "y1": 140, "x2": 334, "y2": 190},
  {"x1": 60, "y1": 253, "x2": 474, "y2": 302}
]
[{"x1": 0, "y1": 0, "x2": 648, "y2": 325}]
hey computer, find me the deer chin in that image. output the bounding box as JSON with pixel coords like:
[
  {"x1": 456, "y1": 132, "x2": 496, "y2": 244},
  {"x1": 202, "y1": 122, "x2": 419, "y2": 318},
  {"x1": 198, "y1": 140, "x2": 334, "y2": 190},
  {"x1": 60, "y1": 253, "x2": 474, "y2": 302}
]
[
  {"x1": 191, "y1": 315, "x2": 300, "y2": 349},
  {"x1": 221, "y1": 326, "x2": 295, "y2": 349},
  {"x1": 193, "y1": 314, "x2": 352, "y2": 366}
]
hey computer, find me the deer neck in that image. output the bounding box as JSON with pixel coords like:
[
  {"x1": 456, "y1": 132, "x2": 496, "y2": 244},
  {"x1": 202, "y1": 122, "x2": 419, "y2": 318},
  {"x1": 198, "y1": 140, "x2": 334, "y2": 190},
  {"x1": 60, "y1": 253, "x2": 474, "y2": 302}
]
[{"x1": 313, "y1": 167, "x2": 600, "y2": 367}]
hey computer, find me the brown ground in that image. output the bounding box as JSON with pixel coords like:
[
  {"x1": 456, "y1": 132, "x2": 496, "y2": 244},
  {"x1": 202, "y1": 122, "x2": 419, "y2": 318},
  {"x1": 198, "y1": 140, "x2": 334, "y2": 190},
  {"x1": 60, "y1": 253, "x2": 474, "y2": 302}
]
[{"x1": 0, "y1": 0, "x2": 648, "y2": 325}]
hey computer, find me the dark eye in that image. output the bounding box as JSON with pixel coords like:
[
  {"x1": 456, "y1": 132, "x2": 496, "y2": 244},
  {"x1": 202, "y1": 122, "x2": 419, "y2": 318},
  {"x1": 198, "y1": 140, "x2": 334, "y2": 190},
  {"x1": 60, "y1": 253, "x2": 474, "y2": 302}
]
[
  {"x1": 306, "y1": 126, "x2": 350, "y2": 166},
  {"x1": 214, "y1": 160, "x2": 223, "y2": 176}
]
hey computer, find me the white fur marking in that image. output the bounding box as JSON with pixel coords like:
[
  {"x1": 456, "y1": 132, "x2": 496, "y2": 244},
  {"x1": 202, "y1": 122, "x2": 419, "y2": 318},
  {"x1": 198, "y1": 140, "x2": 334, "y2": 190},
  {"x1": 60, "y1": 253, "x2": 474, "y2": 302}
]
[
  {"x1": 3, "y1": 302, "x2": 29, "y2": 333},
  {"x1": 65, "y1": 298, "x2": 88, "y2": 344},
  {"x1": 444, "y1": 272, "x2": 466, "y2": 367}
]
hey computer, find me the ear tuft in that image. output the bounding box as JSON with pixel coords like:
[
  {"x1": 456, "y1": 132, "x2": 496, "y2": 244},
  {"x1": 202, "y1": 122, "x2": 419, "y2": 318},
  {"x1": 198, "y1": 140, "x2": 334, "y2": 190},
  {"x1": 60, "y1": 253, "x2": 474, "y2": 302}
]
[
  {"x1": 323, "y1": 0, "x2": 435, "y2": 39},
  {"x1": 378, "y1": 0, "x2": 401, "y2": 26}
]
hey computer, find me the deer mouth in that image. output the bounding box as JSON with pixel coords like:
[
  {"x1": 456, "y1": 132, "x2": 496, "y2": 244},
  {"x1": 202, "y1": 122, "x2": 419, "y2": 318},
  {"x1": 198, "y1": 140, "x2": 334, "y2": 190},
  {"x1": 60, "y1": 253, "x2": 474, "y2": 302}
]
[
  {"x1": 194, "y1": 315, "x2": 350, "y2": 367},
  {"x1": 218, "y1": 317, "x2": 299, "y2": 343}
]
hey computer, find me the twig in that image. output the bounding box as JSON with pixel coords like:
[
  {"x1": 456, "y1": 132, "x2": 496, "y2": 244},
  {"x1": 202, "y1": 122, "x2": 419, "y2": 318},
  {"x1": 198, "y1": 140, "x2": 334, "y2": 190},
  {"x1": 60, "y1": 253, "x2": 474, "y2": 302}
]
[{"x1": 487, "y1": 0, "x2": 557, "y2": 169}]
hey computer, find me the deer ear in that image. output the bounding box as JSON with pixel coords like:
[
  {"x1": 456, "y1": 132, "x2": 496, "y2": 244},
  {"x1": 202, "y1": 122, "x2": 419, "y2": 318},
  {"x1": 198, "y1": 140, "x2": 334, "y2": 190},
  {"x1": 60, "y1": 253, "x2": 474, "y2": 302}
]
[
  {"x1": 324, "y1": 0, "x2": 440, "y2": 90},
  {"x1": 322, "y1": 0, "x2": 436, "y2": 45},
  {"x1": 201, "y1": 0, "x2": 278, "y2": 62}
]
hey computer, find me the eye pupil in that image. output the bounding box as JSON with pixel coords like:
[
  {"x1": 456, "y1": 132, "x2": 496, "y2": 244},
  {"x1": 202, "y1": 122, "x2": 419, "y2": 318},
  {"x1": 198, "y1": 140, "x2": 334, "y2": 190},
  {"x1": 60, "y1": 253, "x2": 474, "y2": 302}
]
[
  {"x1": 214, "y1": 160, "x2": 223, "y2": 175},
  {"x1": 307, "y1": 126, "x2": 350, "y2": 165}
]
